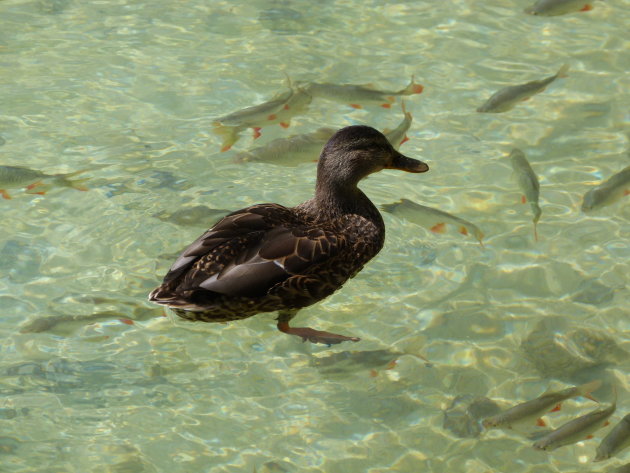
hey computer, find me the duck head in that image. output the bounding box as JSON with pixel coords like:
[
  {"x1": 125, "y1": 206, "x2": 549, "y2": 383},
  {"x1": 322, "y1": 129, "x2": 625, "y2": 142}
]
[{"x1": 316, "y1": 125, "x2": 428, "y2": 190}]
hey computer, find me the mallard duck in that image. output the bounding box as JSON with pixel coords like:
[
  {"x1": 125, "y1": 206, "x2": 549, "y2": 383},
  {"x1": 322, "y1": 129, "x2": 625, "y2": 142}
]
[{"x1": 148, "y1": 125, "x2": 429, "y2": 345}]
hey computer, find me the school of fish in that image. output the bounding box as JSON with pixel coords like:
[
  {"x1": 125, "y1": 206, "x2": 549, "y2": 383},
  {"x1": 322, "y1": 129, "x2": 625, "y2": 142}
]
[{"x1": 481, "y1": 382, "x2": 630, "y2": 462}]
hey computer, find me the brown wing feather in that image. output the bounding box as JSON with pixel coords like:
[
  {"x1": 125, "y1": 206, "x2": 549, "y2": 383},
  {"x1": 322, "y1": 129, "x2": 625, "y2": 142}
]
[{"x1": 150, "y1": 203, "x2": 348, "y2": 305}]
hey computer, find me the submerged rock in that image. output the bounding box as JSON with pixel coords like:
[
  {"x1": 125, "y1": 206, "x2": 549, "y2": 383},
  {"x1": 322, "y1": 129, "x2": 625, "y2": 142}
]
[
  {"x1": 443, "y1": 394, "x2": 500, "y2": 438},
  {"x1": 520, "y1": 317, "x2": 629, "y2": 379}
]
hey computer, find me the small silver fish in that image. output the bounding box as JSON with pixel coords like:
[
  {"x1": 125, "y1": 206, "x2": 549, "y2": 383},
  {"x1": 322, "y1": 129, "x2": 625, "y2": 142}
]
[
  {"x1": 303, "y1": 75, "x2": 423, "y2": 109},
  {"x1": 233, "y1": 104, "x2": 412, "y2": 166},
  {"x1": 482, "y1": 380, "x2": 601, "y2": 429},
  {"x1": 533, "y1": 389, "x2": 616, "y2": 451},
  {"x1": 594, "y1": 414, "x2": 630, "y2": 462},
  {"x1": 213, "y1": 80, "x2": 312, "y2": 151},
  {"x1": 233, "y1": 127, "x2": 335, "y2": 166},
  {"x1": 477, "y1": 64, "x2": 569, "y2": 113},
  {"x1": 509, "y1": 149, "x2": 542, "y2": 241},
  {"x1": 153, "y1": 206, "x2": 231, "y2": 227},
  {"x1": 525, "y1": 0, "x2": 594, "y2": 16},
  {"x1": 381, "y1": 198, "x2": 484, "y2": 245},
  {"x1": 0, "y1": 165, "x2": 90, "y2": 199},
  {"x1": 581, "y1": 165, "x2": 630, "y2": 212}
]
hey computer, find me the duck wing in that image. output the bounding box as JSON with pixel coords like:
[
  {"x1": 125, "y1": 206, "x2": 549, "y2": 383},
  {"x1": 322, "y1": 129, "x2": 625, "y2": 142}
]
[{"x1": 151, "y1": 203, "x2": 347, "y2": 305}]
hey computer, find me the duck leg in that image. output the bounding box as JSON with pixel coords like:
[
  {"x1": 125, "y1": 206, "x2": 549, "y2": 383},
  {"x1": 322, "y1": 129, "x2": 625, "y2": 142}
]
[{"x1": 276, "y1": 310, "x2": 360, "y2": 346}]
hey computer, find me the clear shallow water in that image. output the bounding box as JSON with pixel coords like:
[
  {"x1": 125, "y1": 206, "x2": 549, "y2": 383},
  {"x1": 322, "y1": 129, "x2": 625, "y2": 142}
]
[{"x1": 0, "y1": 0, "x2": 629, "y2": 472}]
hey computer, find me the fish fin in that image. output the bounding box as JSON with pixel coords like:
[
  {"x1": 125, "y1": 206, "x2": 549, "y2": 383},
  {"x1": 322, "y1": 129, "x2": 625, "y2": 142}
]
[
  {"x1": 580, "y1": 4, "x2": 593, "y2": 11},
  {"x1": 267, "y1": 114, "x2": 277, "y2": 121},
  {"x1": 604, "y1": 420, "x2": 610, "y2": 426},
  {"x1": 550, "y1": 404, "x2": 561, "y2": 412},
  {"x1": 536, "y1": 418, "x2": 546, "y2": 427},
  {"x1": 521, "y1": 195, "x2": 527, "y2": 204},
  {"x1": 369, "y1": 369, "x2": 378, "y2": 377},
  {"x1": 26, "y1": 181, "x2": 44, "y2": 191},
  {"x1": 283, "y1": 104, "x2": 290, "y2": 110},
  {"x1": 279, "y1": 122, "x2": 290, "y2": 129},
  {"x1": 385, "y1": 359, "x2": 398, "y2": 370},
  {"x1": 401, "y1": 135, "x2": 409, "y2": 145},
  {"x1": 430, "y1": 222, "x2": 446, "y2": 234},
  {"x1": 119, "y1": 318, "x2": 134, "y2": 325},
  {"x1": 623, "y1": 189, "x2": 629, "y2": 196},
  {"x1": 66, "y1": 178, "x2": 90, "y2": 192},
  {"x1": 25, "y1": 182, "x2": 51, "y2": 195},
  {"x1": 349, "y1": 104, "x2": 362, "y2": 109},
  {"x1": 401, "y1": 75, "x2": 424, "y2": 95},
  {"x1": 0, "y1": 189, "x2": 11, "y2": 200},
  {"x1": 533, "y1": 222, "x2": 539, "y2": 242},
  {"x1": 586, "y1": 434, "x2": 594, "y2": 439},
  {"x1": 213, "y1": 125, "x2": 241, "y2": 150},
  {"x1": 252, "y1": 127, "x2": 262, "y2": 139},
  {"x1": 556, "y1": 64, "x2": 570, "y2": 79},
  {"x1": 459, "y1": 226, "x2": 469, "y2": 236},
  {"x1": 381, "y1": 103, "x2": 392, "y2": 109}
]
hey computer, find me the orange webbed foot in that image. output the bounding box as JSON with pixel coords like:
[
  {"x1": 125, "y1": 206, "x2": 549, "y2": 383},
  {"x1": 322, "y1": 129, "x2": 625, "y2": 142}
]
[{"x1": 278, "y1": 322, "x2": 360, "y2": 346}]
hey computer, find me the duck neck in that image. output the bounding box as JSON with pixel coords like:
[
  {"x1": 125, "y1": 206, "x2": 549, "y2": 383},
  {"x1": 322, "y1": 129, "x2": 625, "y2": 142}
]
[{"x1": 305, "y1": 178, "x2": 383, "y2": 224}]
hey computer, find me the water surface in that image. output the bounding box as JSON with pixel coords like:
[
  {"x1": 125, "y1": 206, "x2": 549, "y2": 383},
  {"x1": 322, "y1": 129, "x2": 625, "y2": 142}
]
[{"x1": 1, "y1": 1, "x2": 628, "y2": 472}]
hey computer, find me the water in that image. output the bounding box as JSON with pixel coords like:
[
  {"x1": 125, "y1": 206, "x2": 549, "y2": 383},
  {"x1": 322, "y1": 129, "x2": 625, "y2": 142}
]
[{"x1": 1, "y1": 0, "x2": 628, "y2": 471}]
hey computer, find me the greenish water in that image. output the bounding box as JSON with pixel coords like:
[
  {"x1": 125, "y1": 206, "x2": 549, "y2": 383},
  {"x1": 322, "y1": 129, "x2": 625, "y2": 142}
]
[{"x1": 1, "y1": 0, "x2": 629, "y2": 472}]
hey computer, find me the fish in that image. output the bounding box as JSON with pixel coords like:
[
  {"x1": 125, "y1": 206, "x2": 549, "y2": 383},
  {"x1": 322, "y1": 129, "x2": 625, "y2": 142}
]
[
  {"x1": 382, "y1": 100, "x2": 413, "y2": 149},
  {"x1": 303, "y1": 75, "x2": 423, "y2": 109},
  {"x1": 477, "y1": 64, "x2": 569, "y2": 113},
  {"x1": 594, "y1": 414, "x2": 630, "y2": 462},
  {"x1": 532, "y1": 388, "x2": 616, "y2": 451},
  {"x1": 509, "y1": 149, "x2": 542, "y2": 241},
  {"x1": 153, "y1": 205, "x2": 231, "y2": 227},
  {"x1": 212, "y1": 79, "x2": 312, "y2": 152},
  {"x1": 233, "y1": 103, "x2": 413, "y2": 166},
  {"x1": 525, "y1": 0, "x2": 595, "y2": 16},
  {"x1": 381, "y1": 198, "x2": 484, "y2": 245},
  {"x1": 0, "y1": 165, "x2": 90, "y2": 199},
  {"x1": 482, "y1": 380, "x2": 601, "y2": 430},
  {"x1": 581, "y1": 165, "x2": 630, "y2": 213},
  {"x1": 233, "y1": 127, "x2": 335, "y2": 166}
]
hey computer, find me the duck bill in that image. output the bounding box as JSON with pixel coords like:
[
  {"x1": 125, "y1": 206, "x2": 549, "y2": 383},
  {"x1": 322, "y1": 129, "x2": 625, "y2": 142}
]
[{"x1": 386, "y1": 152, "x2": 429, "y2": 173}]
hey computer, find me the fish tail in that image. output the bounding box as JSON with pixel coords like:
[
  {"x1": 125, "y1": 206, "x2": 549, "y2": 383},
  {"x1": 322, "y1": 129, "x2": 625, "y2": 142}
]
[
  {"x1": 282, "y1": 71, "x2": 293, "y2": 89},
  {"x1": 400, "y1": 99, "x2": 412, "y2": 119},
  {"x1": 576, "y1": 380, "x2": 602, "y2": 401},
  {"x1": 400, "y1": 75, "x2": 424, "y2": 96},
  {"x1": 556, "y1": 64, "x2": 570, "y2": 79},
  {"x1": 55, "y1": 176, "x2": 90, "y2": 191},
  {"x1": 213, "y1": 125, "x2": 241, "y2": 152}
]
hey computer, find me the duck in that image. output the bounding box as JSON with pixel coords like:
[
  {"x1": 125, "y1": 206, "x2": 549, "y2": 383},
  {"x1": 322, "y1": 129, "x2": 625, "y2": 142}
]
[{"x1": 148, "y1": 125, "x2": 429, "y2": 345}]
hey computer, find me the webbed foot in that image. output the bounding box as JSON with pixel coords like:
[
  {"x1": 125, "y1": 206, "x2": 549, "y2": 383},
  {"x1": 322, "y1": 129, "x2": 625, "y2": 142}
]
[{"x1": 277, "y1": 322, "x2": 360, "y2": 346}]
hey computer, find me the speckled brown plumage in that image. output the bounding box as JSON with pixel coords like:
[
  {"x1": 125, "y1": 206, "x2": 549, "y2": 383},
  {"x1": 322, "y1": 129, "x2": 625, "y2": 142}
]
[{"x1": 149, "y1": 125, "x2": 429, "y2": 345}]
